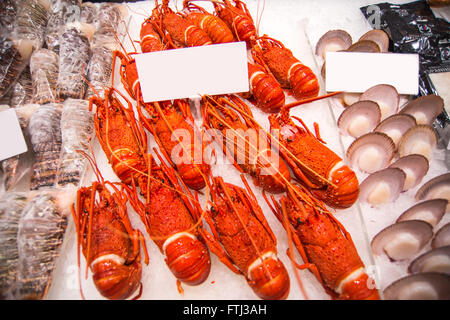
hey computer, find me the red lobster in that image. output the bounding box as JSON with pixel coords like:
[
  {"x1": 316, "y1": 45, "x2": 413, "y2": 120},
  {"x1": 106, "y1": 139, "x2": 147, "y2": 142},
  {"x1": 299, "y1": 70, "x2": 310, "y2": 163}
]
[
  {"x1": 72, "y1": 152, "x2": 149, "y2": 300},
  {"x1": 202, "y1": 94, "x2": 290, "y2": 193},
  {"x1": 213, "y1": 0, "x2": 257, "y2": 45},
  {"x1": 264, "y1": 184, "x2": 380, "y2": 300},
  {"x1": 252, "y1": 35, "x2": 320, "y2": 100},
  {"x1": 268, "y1": 105, "x2": 359, "y2": 209},
  {"x1": 137, "y1": 99, "x2": 211, "y2": 190},
  {"x1": 140, "y1": 18, "x2": 165, "y2": 53},
  {"x1": 152, "y1": 0, "x2": 212, "y2": 48},
  {"x1": 182, "y1": 0, "x2": 235, "y2": 44},
  {"x1": 201, "y1": 175, "x2": 290, "y2": 299}
]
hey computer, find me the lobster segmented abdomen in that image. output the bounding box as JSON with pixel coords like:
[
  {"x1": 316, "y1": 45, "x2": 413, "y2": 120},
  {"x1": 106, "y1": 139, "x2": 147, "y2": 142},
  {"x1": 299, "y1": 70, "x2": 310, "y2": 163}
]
[
  {"x1": 186, "y1": 12, "x2": 235, "y2": 44},
  {"x1": 289, "y1": 63, "x2": 320, "y2": 100},
  {"x1": 140, "y1": 21, "x2": 164, "y2": 53}
]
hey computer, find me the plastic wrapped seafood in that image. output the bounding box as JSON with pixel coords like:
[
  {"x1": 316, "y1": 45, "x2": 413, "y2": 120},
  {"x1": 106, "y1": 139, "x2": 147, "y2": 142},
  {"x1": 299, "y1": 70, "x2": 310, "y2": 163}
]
[
  {"x1": 80, "y1": 2, "x2": 97, "y2": 25},
  {"x1": 85, "y1": 42, "x2": 116, "y2": 99},
  {"x1": 28, "y1": 103, "x2": 62, "y2": 190},
  {"x1": 45, "y1": 0, "x2": 82, "y2": 53},
  {"x1": 56, "y1": 23, "x2": 93, "y2": 100},
  {"x1": 56, "y1": 99, "x2": 94, "y2": 187},
  {"x1": 95, "y1": 3, "x2": 127, "y2": 36},
  {"x1": 10, "y1": 67, "x2": 33, "y2": 107},
  {"x1": 0, "y1": 37, "x2": 33, "y2": 99},
  {"x1": 0, "y1": 0, "x2": 17, "y2": 37},
  {"x1": 15, "y1": 190, "x2": 70, "y2": 299},
  {"x1": 1, "y1": 104, "x2": 38, "y2": 191},
  {"x1": 0, "y1": 192, "x2": 28, "y2": 300},
  {"x1": 30, "y1": 48, "x2": 59, "y2": 104},
  {"x1": 15, "y1": 0, "x2": 51, "y2": 50}
]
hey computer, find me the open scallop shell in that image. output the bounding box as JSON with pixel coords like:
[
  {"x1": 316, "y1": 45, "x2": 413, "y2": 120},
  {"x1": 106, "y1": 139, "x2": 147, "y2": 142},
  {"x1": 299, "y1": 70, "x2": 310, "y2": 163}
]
[
  {"x1": 347, "y1": 132, "x2": 395, "y2": 173},
  {"x1": 337, "y1": 100, "x2": 381, "y2": 137},
  {"x1": 371, "y1": 220, "x2": 433, "y2": 261},
  {"x1": 359, "y1": 168, "x2": 405, "y2": 205},
  {"x1": 399, "y1": 95, "x2": 444, "y2": 125},
  {"x1": 396, "y1": 199, "x2": 447, "y2": 227},
  {"x1": 315, "y1": 30, "x2": 353, "y2": 59},
  {"x1": 389, "y1": 154, "x2": 429, "y2": 191},
  {"x1": 358, "y1": 29, "x2": 389, "y2": 52},
  {"x1": 432, "y1": 222, "x2": 450, "y2": 248},
  {"x1": 374, "y1": 114, "x2": 417, "y2": 148},
  {"x1": 409, "y1": 246, "x2": 450, "y2": 275},
  {"x1": 346, "y1": 40, "x2": 381, "y2": 53},
  {"x1": 360, "y1": 84, "x2": 400, "y2": 120},
  {"x1": 383, "y1": 272, "x2": 450, "y2": 300},
  {"x1": 398, "y1": 125, "x2": 437, "y2": 160},
  {"x1": 340, "y1": 92, "x2": 361, "y2": 107},
  {"x1": 416, "y1": 173, "x2": 450, "y2": 211}
]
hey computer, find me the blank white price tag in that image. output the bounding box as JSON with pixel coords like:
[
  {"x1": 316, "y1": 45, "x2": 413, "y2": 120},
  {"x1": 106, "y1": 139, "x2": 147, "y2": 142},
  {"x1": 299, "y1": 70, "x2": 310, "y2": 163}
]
[
  {"x1": 135, "y1": 42, "x2": 249, "y2": 102},
  {"x1": 325, "y1": 52, "x2": 419, "y2": 95},
  {"x1": 0, "y1": 109, "x2": 27, "y2": 161}
]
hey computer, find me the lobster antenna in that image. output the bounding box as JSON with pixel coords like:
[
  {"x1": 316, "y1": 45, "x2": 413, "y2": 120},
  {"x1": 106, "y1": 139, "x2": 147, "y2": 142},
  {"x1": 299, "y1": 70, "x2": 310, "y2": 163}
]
[
  {"x1": 125, "y1": 2, "x2": 149, "y2": 17},
  {"x1": 119, "y1": 18, "x2": 138, "y2": 53},
  {"x1": 284, "y1": 91, "x2": 343, "y2": 110},
  {"x1": 255, "y1": 0, "x2": 265, "y2": 37},
  {"x1": 71, "y1": 203, "x2": 86, "y2": 300}
]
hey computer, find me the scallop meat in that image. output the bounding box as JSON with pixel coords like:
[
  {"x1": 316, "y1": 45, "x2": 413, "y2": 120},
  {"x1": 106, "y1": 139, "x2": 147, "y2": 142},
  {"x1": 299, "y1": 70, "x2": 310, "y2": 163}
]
[
  {"x1": 374, "y1": 114, "x2": 417, "y2": 148},
  {"x1": 383, "y1": 272, "x2": 450, "y2": 300},
  {"x1": 358, "y1": 29, "x2": 390, "y2": 52},
  {"x1": 396, "y1": 199, "x2": 447, "y2": 227},
  {"x1": 360, "y1": 84, "x2": 400, "y2": 120},
  {"x1": 399, "y1": 95, "x2": 444, "y2": 125},
  {"x1": 315, "y1": 30, "x2": 352, "y2": 59},
  {"x1": 409, "y1": 246, "x2": 450, "y2": 275},
  {"x1": 359, "y1": 168, "x2": 405, "y2": 205},
  {"x1": 389, "y1": 154, "x2": 429, "y2": 191},
  {"x1": 432, "y1": 222, "x2": 450, "y2": 248},
  {"x1": 398, "y1": 125, "x2": 437, "y2": 160},
  {"x1": 371, "y1": 220, "x2": 433, "y2": 261},
  {"x1": 347, "y1": 132, "x2": 395, "y2": 173},
  {"x1": 337, "y1": 100, "x2": 381, "y2": 138}
]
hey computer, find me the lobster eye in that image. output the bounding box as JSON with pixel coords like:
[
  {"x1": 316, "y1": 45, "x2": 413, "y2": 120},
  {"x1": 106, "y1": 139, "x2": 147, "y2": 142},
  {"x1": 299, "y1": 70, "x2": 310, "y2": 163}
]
[{"x1": 211, "y1": 206, "x2": 216, "y2": 213}]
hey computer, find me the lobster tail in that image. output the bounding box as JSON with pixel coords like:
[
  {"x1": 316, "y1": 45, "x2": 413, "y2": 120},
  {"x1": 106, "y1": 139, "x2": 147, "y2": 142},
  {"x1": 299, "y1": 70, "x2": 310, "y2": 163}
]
[
  {"x1": 92, "y1": 259, "x2": 142, "y2": 300},
  {"x1": 177, "y1": 163, "x2": 208, "y2": 190},
  {"x1": 185, "y1": 25, "x2": 213, "y2": 46},
  {"x1": 164, "y1": 233, "x2": 211, "y2": 285},
  {"x1": 247, "y1": 255, "x2": 290, "y2": 300},
  {"x1": 289, "y1": 63, "x2": 319, "y2": 100},
  {"x1": 325, "y1": 163, "x2": 359, "y2": 209},
  {"x1": 252, "y1": 149, "x2": 290, "y2": 193},
  {"x1": 140, "y1": 21, "x2": 164, "y2": 53},
  {"x1": 248, "y1": 63, "x2": 285, "y2": 113},
  {"x1": 337, "y1": 270, "x2": 380, "y2": 300},
  {"x1": 110, "y1": 149, "x2": 145, "y2": 184}
]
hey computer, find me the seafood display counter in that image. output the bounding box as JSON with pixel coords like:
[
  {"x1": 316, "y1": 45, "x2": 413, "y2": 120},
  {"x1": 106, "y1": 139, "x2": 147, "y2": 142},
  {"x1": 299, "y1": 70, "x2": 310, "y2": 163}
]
[{"x1": 0, "y1": 0, "x2": 449, "y2": 300}]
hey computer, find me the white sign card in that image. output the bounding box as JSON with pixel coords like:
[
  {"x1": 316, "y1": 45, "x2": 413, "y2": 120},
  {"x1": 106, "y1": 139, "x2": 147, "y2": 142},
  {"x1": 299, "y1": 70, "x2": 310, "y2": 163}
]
[
  {"x1": 325, "y1": 51, "x2": 419, "y2": 95},
  {"x1": 0, "y1": 108, "x2": 27, "y2": 161},
  {"x1": 135, "y1": 42, "x2": 249, "y2": 102}
]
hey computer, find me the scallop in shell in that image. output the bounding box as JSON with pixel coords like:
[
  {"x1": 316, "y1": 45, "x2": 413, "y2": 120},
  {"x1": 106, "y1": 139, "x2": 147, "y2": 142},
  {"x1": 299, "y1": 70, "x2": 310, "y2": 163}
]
[
  {"x1": 383, "y1": 272, "x2": 450, "y2": 300},
  {"x1": 341, "y1": 92, "x2": 361, "y2": 107},
  {"x1": 347, "y1": 132, "x2": 395, "y2": 173},
  {"x1": 315, "y1": 30, "x2": 352, "y2": 59},
  {"x1": 359, "y1": 168, "x2": 405, "y2": 205},
  {"x1": 389, "y1": 154, "x2": 429, "y2": 191},
  {"x1": 360, "y1": 84, "x2": 400, "y2": 120},
  {"x1": 396, "y1": 199, "x2": 447, "y2": 227},
  {"x1": 432, "y1": 222, "x2": 450, "y2": 248},
  {"x1": 399, "y1": 95, "x2": 444, "y2": 125},
  {"x1": 416, "y1": 173, "x2": 450, "y2": 211},
  {"x1": 398, "y1": 125, "x2": 437, "y2": 160},
  {"x1": 374, "y1": 114, "x2": 417, "y2": 148},
  {"x1": 337, "y1": 100, "x2": 381, "y2": 137},
  {"x1": 358, "y1": 29, "x2": 389, "y2": 52},
  {"x1": 409, "y1": 246, "x2": 450, "y2": 275},
  {"x1": 371, "y1": 220, "x2": 433, "y2": 261},
  {"x1": 346, "y1": 40, "x2": 381, "y2": 53}
]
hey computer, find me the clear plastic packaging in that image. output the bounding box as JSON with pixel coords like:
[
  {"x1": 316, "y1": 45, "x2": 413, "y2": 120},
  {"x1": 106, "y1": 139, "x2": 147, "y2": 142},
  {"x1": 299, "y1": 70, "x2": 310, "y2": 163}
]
[
  {"x1": 30, "y1": 48, "x2": 59, "y2": 104},
  {"x1": 28, "y1": 103, "x2": 63, "y2": 190},
  {"x1": 10, "y1": 67, "x2": 33, "y2": 107},
  {"x1": 1, "y1": 104, "x2": 38, "y2": 191},
  {"x1": 45, "y1": 0, "x2": 82, "y2": 54},
  {"x1": 15, "y1": 0, "x2": 51, "y2": 51},
  {"x1": 0, "y1": 0, "x2": 17, "y2": 38},
  {"x1": 56, "y1": 98, "x2": 94, "y2": 187},
  {"x1": 95, "y1": 3, "x2": 127, "y2": 36},
  {"x1": 80, "y1": 2, "x2": 97, "y2": 25},
  {"x1": 0, "y1": 192, "x2": 28, "y2": 300},
  {"x1": 85, "y1": 42, "x2": 116, "y2": 99},
  {"x1": 15, "y1": 189, "x2": 70, "y2": 300},
  {"x1": 56, "y1": 23, "x2": 93, "y2": 100}
]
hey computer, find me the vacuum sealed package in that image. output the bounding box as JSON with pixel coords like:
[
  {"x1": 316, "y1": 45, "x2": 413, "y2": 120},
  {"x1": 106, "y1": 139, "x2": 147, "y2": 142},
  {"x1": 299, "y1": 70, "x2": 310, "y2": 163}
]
[
  {"x1": 30, "y1": 48, "x2": 59, "y2": 104},
  {"x1": 56, "y1": 99, "x2": 94, "y2": 188},
  {"x1": 15, "y1": 189, "x2": 71, "y2": 300},
  {"x1": 0, "y1": 0, "x2": 17, "y2": 38},
  {"x1": 0, "y1": 192, "x2": 28, "y2": 300},
  {"x1": 85, "y1": 42, "x2": 116, "y2": 99},
  {"x1": 361, "y1": 0, "x2": 450, "y2": 146},
  {"x1": 15, "y1": 0, "x2": 51, "y2": 51},
  {"x1": 10, "y1": 67, "x2": 33, "y2": 107}
]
